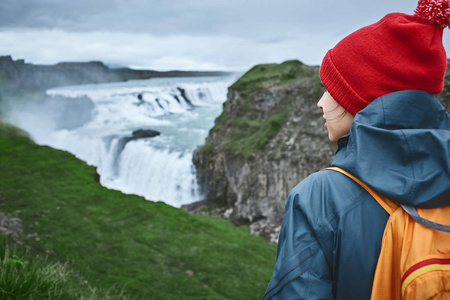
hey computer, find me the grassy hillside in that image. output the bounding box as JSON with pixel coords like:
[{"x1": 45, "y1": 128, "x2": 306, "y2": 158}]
[{"x1": 0, "y1": 121, "x2": 276, "y2": 299}]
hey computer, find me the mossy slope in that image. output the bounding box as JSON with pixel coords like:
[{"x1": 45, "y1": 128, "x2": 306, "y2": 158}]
[{"x1": 0, "y1": 121, "x2": 276, "y2": 299}]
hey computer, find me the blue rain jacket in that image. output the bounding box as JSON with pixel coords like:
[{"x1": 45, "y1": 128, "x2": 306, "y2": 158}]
[{"x1": 264, "y1": 90, "x2": 450, "y2": 299}]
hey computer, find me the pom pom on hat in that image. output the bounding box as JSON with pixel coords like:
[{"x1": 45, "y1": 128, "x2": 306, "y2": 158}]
[
  {"x1": 319, "y1": 0, "x2": 449, "y2": 116},
  {"x1": 414, "y1": 0, "x2": 450, "y2": 28}
]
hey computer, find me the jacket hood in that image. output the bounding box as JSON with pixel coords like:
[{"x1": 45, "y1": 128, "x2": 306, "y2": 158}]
[{"x1": 332, "y1": 90, "x2": 450, "y2": 208}]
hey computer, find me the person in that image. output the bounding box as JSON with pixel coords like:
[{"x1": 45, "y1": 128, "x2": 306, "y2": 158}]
[{"x1": 264, "y1": 0, "x2": 450, "y2": 299}]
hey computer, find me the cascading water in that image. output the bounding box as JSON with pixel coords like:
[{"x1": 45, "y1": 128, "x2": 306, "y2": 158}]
[{"x1": 11, "y1": 75, "x2": 238, "y2": 207}]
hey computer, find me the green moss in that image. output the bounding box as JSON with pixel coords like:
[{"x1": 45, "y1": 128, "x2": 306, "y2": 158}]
[
  {"x1": 230, "y1": 60, "x2": 315, "y2": 92},
  {"x1": 225, "y1": 101, "x2": 290, "y2": 159},
  {"x1": 0, "y1": 124, "x2": 277, "y2": 299}
]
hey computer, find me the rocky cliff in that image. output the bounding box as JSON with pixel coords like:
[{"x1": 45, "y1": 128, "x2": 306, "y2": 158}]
[
  {"x1": 187, "y1": 59, "x2": 450, "y2": 242},
  {"x1": 187, "y1": 60, "x2": 333, "y2": 241}
]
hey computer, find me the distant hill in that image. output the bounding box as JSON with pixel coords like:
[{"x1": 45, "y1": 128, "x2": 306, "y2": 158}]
[{"x1": 0, "y1": 55, "x2": 230, "y2": 93}]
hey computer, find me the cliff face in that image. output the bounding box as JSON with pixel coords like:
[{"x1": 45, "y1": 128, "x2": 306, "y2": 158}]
[
  {"x1": 188, "y1": 59, "x2": 450, "y2": 242},
  {"x1": 189, "y1": 61, "x2": 335, "y2": 241}
]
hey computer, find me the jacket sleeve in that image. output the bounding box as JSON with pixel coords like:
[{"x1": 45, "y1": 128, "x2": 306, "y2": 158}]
[{"x1": 264, "y1": 186, "x2": 333, "y2": 299}]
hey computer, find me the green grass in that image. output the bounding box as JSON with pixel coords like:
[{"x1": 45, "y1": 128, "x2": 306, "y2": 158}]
[
  {"x1": 0, "y1": 237, "x2": 129, "y2": 299},
  {"x1": 224, "y1": 103, "x2": 290, "y2": 159},
  {"x1": 230, "y1": 60, "x2": 317, "y2": 92},
  {"x1": 0, "y1": 121, "x2": 277, "y2": 299}
]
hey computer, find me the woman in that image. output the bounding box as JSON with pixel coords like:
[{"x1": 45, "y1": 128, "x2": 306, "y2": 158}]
[{"x1": 264, "y1": 0, "x2": 450, "y2": 299}]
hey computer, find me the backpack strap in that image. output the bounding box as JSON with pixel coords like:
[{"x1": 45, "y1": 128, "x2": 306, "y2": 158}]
[
  {"x1": 326, "y1": 167, "x2": 450, "y2": 233},
  {"x1": 400, "y1": 205, "x2": 450, "y2": 233},
  {"x1": 324, "y1": 167, "x2": 398, "y2": 215}
]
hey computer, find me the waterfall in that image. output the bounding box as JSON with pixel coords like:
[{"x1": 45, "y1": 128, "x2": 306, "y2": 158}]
[{"x1": 10, "y1": 75, "x2": 238, "y2": 207}]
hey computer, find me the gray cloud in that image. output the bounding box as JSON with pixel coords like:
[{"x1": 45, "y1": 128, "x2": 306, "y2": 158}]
[
  {"x1": 0, "y1": 0, "x2": 113, "y2": 29},
  {"x1": 0, "y1": 0, "x2": 418, "y2": 37},
  {"x1": 0, "y1": 0, "x2": 447, "y2": 71}
]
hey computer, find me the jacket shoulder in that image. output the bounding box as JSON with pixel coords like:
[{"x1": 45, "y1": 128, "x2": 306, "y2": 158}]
[{"x1": 287, "y1": 169, "x2": 383, "y2": 227}]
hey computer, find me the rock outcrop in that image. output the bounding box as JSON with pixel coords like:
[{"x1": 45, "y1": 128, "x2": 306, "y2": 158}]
[
  {"x1": 0, "y1": 212, "x2": 23, "y2": 244},
  {"x1": 186, "y1": 61, "x2": 334, "y2": 241},
  {"x1": 131, "y1": 129, "x2": 161, "y2": 139}
]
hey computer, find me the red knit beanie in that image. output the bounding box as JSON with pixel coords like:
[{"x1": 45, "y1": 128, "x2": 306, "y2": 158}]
[{"x1": 319, "y1": 0, "x2": 450, "y2": 116}]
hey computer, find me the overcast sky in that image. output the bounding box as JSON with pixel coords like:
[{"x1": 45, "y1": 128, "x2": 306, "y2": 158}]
[{"x1": 1, "y1": 0, "x2": 449, "y2": 71}]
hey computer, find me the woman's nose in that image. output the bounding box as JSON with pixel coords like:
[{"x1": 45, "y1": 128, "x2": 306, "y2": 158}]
[{"x1": 317, "y1": 95, "x2": 324, "y2": 110}]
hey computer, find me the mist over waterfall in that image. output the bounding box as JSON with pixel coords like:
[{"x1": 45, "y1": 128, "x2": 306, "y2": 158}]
[{"x1": 9, "y1": 75, "x2": 238, "y2": 207}]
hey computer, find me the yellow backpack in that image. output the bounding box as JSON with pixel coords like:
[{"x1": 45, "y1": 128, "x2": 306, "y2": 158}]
[{"x1": 328, "y1": 167, "x2": 450, "y2": 300}]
